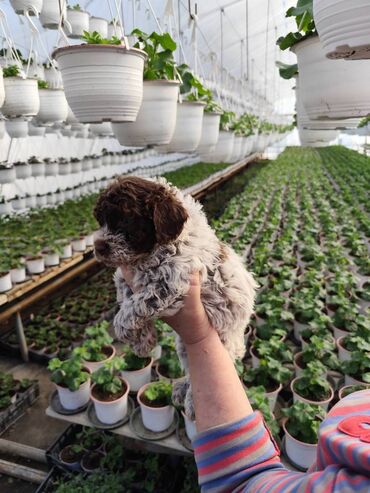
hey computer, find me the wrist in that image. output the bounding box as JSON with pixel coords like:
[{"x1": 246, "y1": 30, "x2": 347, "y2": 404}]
[{"x1": 184, "y1": 324, "x2": 218, "y2": 349}]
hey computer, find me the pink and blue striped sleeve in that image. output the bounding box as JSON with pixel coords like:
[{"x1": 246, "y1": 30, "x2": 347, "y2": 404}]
[{"x1": 193, "y1": 410, "x2": 370, "y2": 493}]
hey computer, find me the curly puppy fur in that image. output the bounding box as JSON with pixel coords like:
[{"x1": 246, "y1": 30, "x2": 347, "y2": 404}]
[{"x1": 94, "y1": 176, "x2": 257, "y2": 419}]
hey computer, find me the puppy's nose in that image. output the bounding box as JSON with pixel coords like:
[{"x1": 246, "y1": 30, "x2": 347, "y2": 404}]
[{"x1": 94, "y1": 239, "x2": 110, "y2": 255}]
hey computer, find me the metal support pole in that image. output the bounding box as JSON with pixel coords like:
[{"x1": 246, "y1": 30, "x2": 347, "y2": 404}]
[{"x1": 15, "y1": 311, "x2": 29, "y2": 362}]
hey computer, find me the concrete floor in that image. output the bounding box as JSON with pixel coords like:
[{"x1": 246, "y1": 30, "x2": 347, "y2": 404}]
[{"x1": 0, "y1": 355, "x2": 68, "y2": 493}]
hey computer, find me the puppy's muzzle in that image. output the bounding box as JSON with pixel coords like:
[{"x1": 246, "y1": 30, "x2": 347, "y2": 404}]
[{"x1": 94, "y1": 238, "x2": 110, "y2": 257}]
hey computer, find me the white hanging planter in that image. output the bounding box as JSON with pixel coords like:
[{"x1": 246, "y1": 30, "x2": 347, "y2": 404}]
[
  {"x1": 3, "y1": 78, "x2": 40, "y2": 118},
  {"x1": 0, "y1": 201, "x2": 12, "y2": 216},
  {"x1": 108, "y1": 23, "x2": 123, "y2": 39},
  {"x1": 9, "y1": 0, "x2": 43, "y2": 15},
  {"x1": 201, "y1": 130, "x2": 235, "y2": 163},
  {"x1": 0, "y1": 68, "x2": 4, "y2": 108},
  {"x1": 58, "y1": 162, "x2": 71, "y2": 175},
  {"x1": 12, "y1": 196, "x2": 26, "y2": 210},
  {"x1": 229, "y1": 135, "x2": 244, "y2": 163},
  {"x1": 197, "y1": 112, "x2": 221, "y2": 155},
  {"x1": 14, "y1": 162, "x2": 31, "y2": 179},
  {"x1": 120, "y1": 358, "x2": 153, "y2": 393},
  {"x1": 0, "y1": 120, "x2": 5, "y2": 139},
  {"x1": 298, "y1": 127, "x2": 339, "y2": 147},
  {"x1": 37, "y1": 89, "x2": 68, "y2": 124},
  {"x1": 0, "y1": 166, "x2": 16, "y2": 184},
  {"x1": 10, "y1": 267, "x2": 26, "y2": 284},
  {"x1": 0, "y1": 272, "x2": 12, "y2": 293},
  {"x1": 36, "y1": 195, "x2": 47, "y2": 207},
  {"x1": 30, "y1": 161, "x2": 45, "y2": 177},
  {"x1": 45, "y1": 161, "x2": 59, "y2": 176},
  {"x1": 314, "y1": 0, "x2": 370, "y2": 60},
  {"x1": 44, "y1": 66, "x2": 63, "y2": 89},
  {"x1": 161, "y1": 101, "x2": 205, "y2": 153},
  {"x1": 26, "y1": 256, "x2": 45, "y2": 275},
  {"x1": 81, "y1": 158, "x2": 93, "y2": 171},
  {"x1": 293, "y1": 36, "x2": 370, "y2": 119},
  {"x1": 70, "y1": 160, "x2": 82, "y2": 173},
  {"x1": 89, "y1": 17, "x2": 108, "y2": 38},
  {"x1": 28, "y1": 121, "x2": 46, "y2": 136},
  {"x1": 90, "y1": 122, "x2": 112, "y2": 137},
  {"x1": 112, "y1": 80, "x2": 180, "y2": 147},
  {"x1": 56, "y1": 378, "x2": 91, "y2": 411},
  {"x1": 40, "y1": 0, "x2": 67, "y2": 30},
  {"x1": 283, "y1": 421, "x2": 317, "y2": 470},
  {"x1": 53, "y1": 44, "x2": 146, "y2": 123},
  {"x1": 66, "y1": 8, "x2": 90, "y2": 39},
  {"x1": 5, "y1": 119, "x2": 29, "y2": 139},
  {"x1": 25, "y1": 195, "x2": 36, "y2": 208}
]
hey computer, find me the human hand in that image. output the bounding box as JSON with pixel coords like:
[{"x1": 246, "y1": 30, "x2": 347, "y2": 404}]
[{"x1": 119, "y1": 267, "x2": 213, "y2": 346}]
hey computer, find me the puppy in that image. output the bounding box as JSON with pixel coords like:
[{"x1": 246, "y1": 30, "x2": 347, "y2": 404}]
[{"x1": 94, "y1": 176, "x2": 257, "y2": 418}]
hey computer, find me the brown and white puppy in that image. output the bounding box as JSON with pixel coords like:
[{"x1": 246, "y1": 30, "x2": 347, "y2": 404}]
[{"x1": 94, "y1": 176, "x2": 257, "y2": 418}]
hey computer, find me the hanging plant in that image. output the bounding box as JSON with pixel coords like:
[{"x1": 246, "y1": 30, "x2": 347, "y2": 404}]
[
  {"x1": 2, "y1": 65, "x2": 40, "y2": 118},
  {"x1": 277, "y1": 0, "x2": 315, "y2": 51},
  {"x1": 36, "y1": 80, "x2": 69, "y2": 124}
]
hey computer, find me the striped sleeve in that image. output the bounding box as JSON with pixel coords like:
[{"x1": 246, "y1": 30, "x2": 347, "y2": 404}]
[{"x1": 193, "y1": 411, "x2": 370, "y2": 493}]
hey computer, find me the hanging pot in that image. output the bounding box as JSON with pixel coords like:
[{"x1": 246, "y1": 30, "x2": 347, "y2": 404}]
[
  {"x1": 90, "y1": 122, "x2": 112, "y2": 137},
  {"x1": 14, "y1": 162, "x2": 31, "y2": 179},
  {"x1": 28, "y1": 121, "x2": 46, "y2": 136},
  {"x1": 228, "y1": 135, "x2": 244, "y2": 163},
  {"x1": 201, "y1": 130, "x2": 235, "y2": 163},
  {"x1": 298, "y1": 127, "x2": 339, "y2": 147},
  {"x1": 58, "y1": 161, "x2": 71, "y2": 175},
  {"x1": 9, "y1": 0, "x2": 43, "y2": 15},
  {"x1": 36, "y1": 195, "x2": 48, "y2": 207},
  {"x1": 45, "y1": 161, "x2": 59, "y2": 176},
  {"x1": 0, "y1": 68, "x2": 4, "y2": 108},
  {"x1": 313, "y1": 0, "x2": 370, "y2": 60},
  {"x1": 53, "y1": 44, "x2": 146, "y2": 123},
  {"x1": 5, "y1": 118, "x2": 29, "y2": 139},
  {"x1": 25, "y1": 195, "x2": 36, "y2": 208},
  {"x1": 0, "y1": 202, "x2": 12, "y2": 216},
  {"x1": 30, "y1": 161, "x2": 45, "y2": 177},
  {"x1": 37, "y1": 89, "x2": 68, "y2": 124},
  {"x1": 89, "y1": 17, "x2": 108, "y2": 38},
  {"x1": 3, "y1": 78, "x2": 40, "y2": 118},
  {"x1": 107, "y1": 23, "x2": 123, "y2": 39},
  {"x1": 293, "y1": 35, "x2": 370, "y2": 119},
  {"x1": 0, "y1": 165, "x2": 16, "y2": 184},
  {"x1": 66, "y1": 8, "x2": 90, "y2": 39},
  {"x1": 40, "y1": 0, "x2": 67, "y2": 30},
  {"x1": 112, "y1": 80, "x2": 180, "y2": 146},
  {"x1": 0, "y1": 120, "x2": 5, "y2": 139},
  {"x1": 161, "y1": 101, "x2": 205, "y2": 153},
  {"x1": 197, "y1": 112, "x2": 221, "y2": 155},
  {"x1": 12, "y1": 196, "x2": 26, "y2": 210}
]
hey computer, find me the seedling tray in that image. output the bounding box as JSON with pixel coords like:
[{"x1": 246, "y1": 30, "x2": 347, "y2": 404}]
[{"x1": 0, "y1": 381, "x2": 40, "y2": 435}]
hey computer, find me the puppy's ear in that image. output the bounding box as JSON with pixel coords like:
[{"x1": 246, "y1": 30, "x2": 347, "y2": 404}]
[{"x1": 153, "y1": 194, "x2": 188, "y2": 244}]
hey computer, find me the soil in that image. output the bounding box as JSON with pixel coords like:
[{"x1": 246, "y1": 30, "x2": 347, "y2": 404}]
[
  {"x1": 294, "y1": 382, "x2": 331, "y2": 402},
  {"x1": 60, "y1": 445, "x2": 83, "y2": 463},
  {"x1": 125, "y1": 357, "x2": 151, "y2": 371},
  {"x1": 140, "y1": 393, "x2": 170, "y2": 408},
  {"x1": 81, "y1": 451, "x2": 104, "y2": 471},
  {"x1": 92, "y1": 380, "x2": 127, "y2": 402},
  {"x1": 87, "y1": 345, "x2": 113, "y2": 362}
]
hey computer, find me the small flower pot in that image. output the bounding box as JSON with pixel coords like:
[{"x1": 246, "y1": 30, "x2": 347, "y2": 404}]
[
  {"x1": 37, "y1": 89, "x2": 69, "y2": 124},
  {"x1": 265, "y1": 383, "x2": 282, "y2": 412},
  {"x1": 40, "y1": 0, "x2": 67, "y2": 30},
  {"x1": 3, "y1": 78, "x2": 40, "y2": 118},
  {"x1": 89, "y1": 16, "x2": 108, "y2": 38},
  {"x1": 84, "y1": 234, "x2": 94, "y2": 247},
  {"x1": 90, "y1": 378, "x2": 129, "y2": 425},
  {"x1": 12, "y1": 197, "x2": 26, "y2": 210},
  {"x1": 71, "y1": 238, "x2": 86, "y2": 253},
  {"x1": 283, "y1": 420, "x2": 317, "y2": 470},
  {"x1": 46, "y1": 193, "x2": 56, "y2": 206},
  {"x1": 10, "y1": 267, "x2": 26, "y2": 284},
  {"x1": 44, "y1": 252, "x2": 60, "y2": 267},
  {"x1": 200, "y1": 130, "x2": 234, "y2": 163},
  {"x1": 137, "y1": 383, "x2": 175, "y2": 432},
  {"x1": 80, "y1": 451, "x2": 105, "y2": 473},
  {"x1": 14, "y1": 163, "x2": 31, "y2": 180},
  {"x1": 249, "y1": 346, "x2": 260, "y2": 369},
  {"x1": 26, "y1": 256, "x2": 45, "y2": 275},
  {"x1": 31, "y1": 162, "x2": 45, "y2": 177},
  {"x1": 121, "y1": 357, "x2": 153, "y2": 393},
  {"x1": 344, "y1": 374, "x2": 368, "y2": 386},
  {"x1": 45, "y1": 162, "x2": 59, "y2": 176},
  {"x1": 58, "y1": 162, "x2": 71, "y2": 175},
  {"x1": 10, "y1": 0, "x2": 43, "y2": 14},
  {"x1": 197, "y1": 112, "x2": 221, "y2": 155},
  {"x1": 162, "y1": 101, "x2": 205, "y2": 153},
  {"x1": 0, "y1": 202, "x2": 12, "y2": 216},
  {"x1": 182, "y1": 410, "x2": 197, "y2": 442},
  {"x1": 0, "y1": 272, "x2": 12, "y2": 293},
  {"x1": 66, "y1": 8, "x2": 90, "y2": 38},
  {"x1": 58, "y1": 445, "x2": 83, "y2": 472},
  {"x1": 0, "y1": 166, "x2": 16, "y2": 184},
  {"x1": 332, "y1": 325, "x2": 350, "y2": 341},
  {"x1": 291, "y1": 377, "x2": 334, "y2": 411},
  {"x1": 56, "y1": 377, "x2": 91, "y2": 411},
  {"x1": 338, "y1": 384, "x2": 369, "y2": 400},
  {"x1": 25, "y1": 195, "x2": 37, "y2": 208},
  {"x1": 337, "y1": 336, "x2": 352, "y2": 362},
  {"x1": 5, "y1": 119, "x2": 29, "y2": 139},
  {"x1": 294, "y1": 352, "x2": 305, "y2": 378},
  {"x1": 81, "y1": 159, "x2": 93, "y2": 172},
  {"x1": 83, "y1": 345, "x2": 116, "y2": 373},
  {"x1": 155, "y1": 365, "x2": 184, "y2": 385}
]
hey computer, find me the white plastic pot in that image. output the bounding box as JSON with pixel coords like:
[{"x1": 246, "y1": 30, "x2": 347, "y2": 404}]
[
  {"x1": 162, "y1": 101, "x2": 205, "y2": 153},
  {"x1": 53, "y1": 45, "x2": 146, "y2": 123},
  {"x1": 0, "y1": 120, "x2": 5, "y2": 139},
  {"x1": 45, "y1": 161, "x2": 59, "y2": 176},
  {"x1": 0, "y1": 68, "x2": 4, "y2": 108},
  {"x1": 71, "y1": 237, "x2": 87, "y2": 252},
  {"x1": 5, "y1": 119, "x2": 29, "y2": 139},
  {"x1": 10, "y1": 267, "x2": 26, "y2": 284},
  {"x1": 37, "y1": 89, "x2": 68, "y2": 124},
  {"x1": 197, "y1": 112, "x2": 221, "y2": 155},
  {"x1": 0, "y1": 272, "x2": 12, "y2": 293},
  {"x1": 0, "y1": 202, "x2": 12, "y2": 216},
  {"x1": 46, "y1": 192, "x2": 56, "y2": 205},
  {"x1": 314, "y1": 0, "x2": 370, "y2": 60},
  {"x1": 60, "y1": 243, "x2": 72, "y2": 259},
  {"x1": 66, "y1": 8, "x2": 90, "y2": 39},
  {"x1": 3, "y1": 78, "x2": 40, "y2": 118},
  {"x1": 202, "y1": 130, "x2": 235, "y2": 163},
  {"x1": 14, "y1": 163, "x2": 31, "y2": 179},
  {"x1": 12, "y1": 197, "x2": 26, "y2": 210},
  {"x1": 82, "y1": 345, "x2": 116, "y2": 373},
  {"x1": 293, "y1": 36, "x2": 370, "y2": 119},
  {"x1": 337, "y1": 337, "x2": 352, "y2": 362},
  {"x1": 89, "y1": 17, "x2": 108, "y2": 38},
  {"x1": 71, "y1": 161, "x2": 82, "y2": 173},
  {"x1": 0, "y1": 166, "x2": 16, "y2": 184},
  {"x1": 229, "y1": 135, "x2": 244, "y2": 163},
  {"x1": 31, "y1": 162, "x2": 45, "y2": 177},
  {"x1": 182, "y1": 411, "x2": 197, "y2": 442},
  {"x1": 107, "y1": 23, "x2": 123, "y2": 39},
  {"x1": 91, "y1": 378, "x2": 129, "y2": 425},
  {"x1": 28, "y1": 121, "x2": 46, "y2": 137},
  {"x1": 40, "y1": 0, "x2": 67, "y2": 29},
  {"x1": 10, "y1": 0, "x2": 43, "y2": 14},
  {"x1": 26, "y1": 256, "x2": 45, "y2": 274},
  {"x1": 138, "y1": 384, "x2": 175, "y2": 432},
  {"x1": 44, "y1": 66, "x2": 63, "y2": 89},
  {"x1": 283, "y1": 421, "x2": 317, "y2": 470},
  {"x1": 344, "y1": 374, "x2": 367, "y2": 386},
  {"x1": 291, "y1": 377, "x2": 334, "y2": 411},
  {"x1": 265, "y1": 383, "x2": 282, "y2": 412},
  {"x1": 56, "y1": 378, "x2": 91, "y2": 411},
  {"x1": 90, "y1": 122, "x2": 112, "y2": 137},
  {"x1": 112, "y1": 80, "x2": 180, "y2": 146},
  {"x1": 36, "y1": 195, "x2": 47, "y2": 207},
  {"x1": 121, "y1": 358, "x2": 153, "y2": 393},
  {"x1": 25, "y1": 195, "x2": 36, "y2": 208},
  {"x1": 44, "y1": 252, "x2": 60, "y2": 267},
  {"x1": 58, "y1": 162, "x2": 71, "y2": 175}
]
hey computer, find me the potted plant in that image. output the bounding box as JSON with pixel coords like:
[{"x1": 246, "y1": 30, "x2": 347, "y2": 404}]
[
  {"x1": 283, "y1": 401, "x2": 326, "y2": 470},
  {"x1": 119, "y1": 345, "x2": 153, "y2": 392},
  {"x1": 40, "y1": 0, "x2": 67, "y2": 30},
  {"x1": 52, "y1": 30, "x2": 147, "y2": 124},
  {"x1": 0, "y1": 259, "x2": 12, "y2": 293},
  {"x1": 343, "y1": 351, "x2": 370, "y2": 386},
  {"x1": 137, "y1": 381, "x2": 174, "y2": 432},
  {"x1": 59, "y1": 443, "x2": 84, "y2": 471},
  {"x1": 204, "y1": 111, "x2": 236, "y2": 163},
  {"x1": 9, "y1": 0, "x2": 43, "y2": 15},
  {"x1": 25, "y1": 248, "x2": 45, "y2": 275},
  {"x1": 2, "y1": 65, "x2": 40, "y2": 118},
  {"x1": 13, "y1": 160, "x2": 31, "y2": 180},
  {"x1": 250, "y1": 336, "x2": 292, "y2": 369},
  {"x1": 337, "y1": 324, "x2": 370, "y2": 362},
  {"x1": 294, "y1": 335, "x2": 338, "y2": 377},
  {"x1": 197, "y1": 97, "x2": 222, "y2": 156},
  {"x1": 28, "y1": 156, "x2": 45, "y2": 177},
  {"x1": 48, "y1": 355, "x2": 91, "y2": 411},
  {"x1": 81, "y1": 450, "x2": 105, "y2": 473},
  {"x1": 66, "y1": 4, "x2": 90, "y2": 38},
  {"x1": 5, "y1": 118, "x2": 29, "y2": 139},
  {"x1": 36, "y1": 80, "x2": 69, "y2": 124},
  {"x1": 291, "y1": 361, "x2": 334, "y2": 410},
  {"x1": 90, "y1": 357, "x2": 129, "y2": 425},
  {"x1": 0, "y1": 163, "x2": 16, "y2": 185},
  {"x1": 338, "y1": 383, "x2": 370, "y2": 400},
  {"x1": 74, "y1": 321, "x2": 116, "y2": 372},
  {"x1": 247, "y1": 386, "x2": 280, "y2": 440},
  {"x1": 313, "y1": 0, "x2": 370, "y2": 60},
  {"x1": 44, "y1": 158, "x2": 59, "y2": 177},
  {"x1": 112, "y1": 29, "x2": 180, "y2": 147},
  {"x1": 89, "y1": 17, "x2": 109, "y2": 38},
  {"x1": 156, "y1": 345, "x2": 184, "y2": 383}
]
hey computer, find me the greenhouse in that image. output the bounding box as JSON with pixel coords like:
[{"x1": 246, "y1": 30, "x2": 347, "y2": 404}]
[{"x1": 0, "y1": 0, "x2": 369, "y2": 492}]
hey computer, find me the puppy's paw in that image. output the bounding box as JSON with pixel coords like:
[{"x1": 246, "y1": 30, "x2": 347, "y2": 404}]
[
  {"x1": 184, "y1": 387, "x2": 195, "y2": 421},
  {"x1": 172, "y1": 377, "x2": 190, "y2": 407}
]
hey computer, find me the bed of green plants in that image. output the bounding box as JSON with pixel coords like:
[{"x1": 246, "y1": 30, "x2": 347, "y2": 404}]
[{"x1": 162, "y1": 162, "x2": 229, "y2": 189}]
